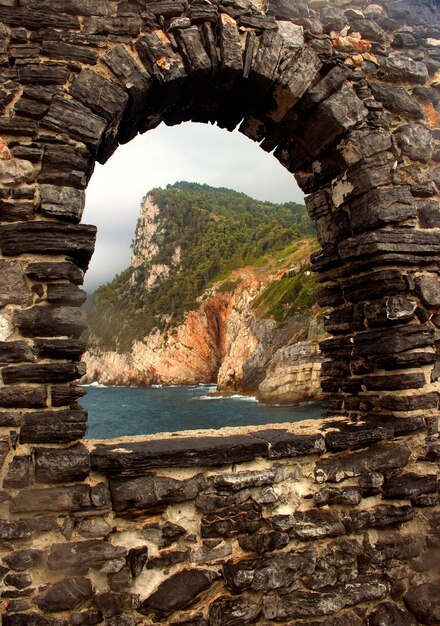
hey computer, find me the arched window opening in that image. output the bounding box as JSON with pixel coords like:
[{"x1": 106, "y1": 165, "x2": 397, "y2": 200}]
[{"x1": 80, "y1": 122, "x2": 324, "y2": 438}]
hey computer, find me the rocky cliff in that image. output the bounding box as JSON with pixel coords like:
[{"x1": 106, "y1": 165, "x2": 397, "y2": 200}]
[{"x1": 84, "y1": 183, "x2": 323, "y2": 403}]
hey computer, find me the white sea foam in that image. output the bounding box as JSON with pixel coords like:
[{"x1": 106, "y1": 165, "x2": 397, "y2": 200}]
[
  {"x1": 83, "y1": 381, "x2": 107, "y2": 388},
  {"x1": 195, "y1": 393, "x2": 259, "y2": 403}
]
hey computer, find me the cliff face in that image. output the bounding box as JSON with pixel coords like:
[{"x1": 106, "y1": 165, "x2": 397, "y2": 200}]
[
  {"x1": 84, "y1": 183, "x2": 323, "y2": 403},
  {"x1": 84, "y1": 263, "x2": 324, "y2": 402}
]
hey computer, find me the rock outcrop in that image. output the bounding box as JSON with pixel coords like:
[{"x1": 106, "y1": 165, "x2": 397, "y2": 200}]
[{"x1": 84, "y1": 263, "x2": 324, "y2": 403}]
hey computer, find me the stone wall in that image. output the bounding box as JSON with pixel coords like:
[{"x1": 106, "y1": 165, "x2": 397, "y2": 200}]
[
  {"x1": 0, "y1": 0, "x2": 440, "y2": 622},
  {"x1": 0, "y1": 419, "x2": 440, "y2": 624}
]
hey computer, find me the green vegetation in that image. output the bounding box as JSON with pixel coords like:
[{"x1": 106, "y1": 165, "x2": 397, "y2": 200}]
[
  {"x1": 87, "y1": 182, "x2": 314, "y2": 352},
  {"x1": 253, "y1": 265, "x2": 320, "y2": 324}
]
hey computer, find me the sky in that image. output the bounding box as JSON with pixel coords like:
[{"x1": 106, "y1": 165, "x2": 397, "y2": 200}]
[{"x1": 82, "y1": 121, "x2": 305, "y2": 293}]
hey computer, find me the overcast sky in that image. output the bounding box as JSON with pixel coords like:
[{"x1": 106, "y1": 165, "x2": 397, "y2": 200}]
[{"x1": 83, "y1": 121, "x2": 305, "y2": 293}]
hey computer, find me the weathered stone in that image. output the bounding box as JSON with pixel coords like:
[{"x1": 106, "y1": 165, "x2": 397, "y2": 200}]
[
  {"x1": 323, "y1": 422, "x2": 393, "y2": 452},
  {"x1": 4, "y1": 573, "x2": 32, "y2": 589},
  {"x1": 315, "y1": 442, "x2": 410, "y2": 483},
  {"x1": 349, "y1": 504, "x2": 414, "y2": 531},
  {"x1": 201, "y1": 502, "x2": 263, "y2": 538},
  {"x1": 91, "y1": 435, "x2": 268, "y2": 472},
  {"x1": 34, "y1": 443, "x2": 90, "y2": 484},
  {"x1": 3, "y1": 548, "x2": 44, "y2": 571},
  {"x1": 263, "y1": 576, "x2": 388, "y2": 620},
  {"x1": 2, "y1": 362, "x2": 85, "y2": 384},
  {"x1": 135, "y1": 31, "x2": 186, "y2": 83},
  {"x1": 404, "y1": 580, "x2": 440, "y2": 624},
  {"x1": 273, "y1": 48, "x2": 322, "y2": 123},
  {"x1": 0, "y1": 341, "x2": 34, "y2": 365},
  {"x1": 82, "y1": 16, "x2": 141, "y2": 35},
  {"x1": 381, "y1": 54, "x2": 428, "y2": 84},
  {"x1": 364, "y1": 534, "x2": 422, "y2": 566},
  {"x1": 383, "y1": 472, "x2": 438, "y2": 499},
  {"x1": 51, "y1": 385, "x2": 86, "y2": 407},
  {"x1": 107, "y1": 566, "x2": 132, "y2": 592},
  {"x1": 34, "y1": 339, "x2": 86, "y2": 361},
  {"x1": 94, "y1": 591, "x2": 134, "y2": 617},
  {"x1": 314, "y1": 487, "x2": 362, "y2": 507},
  {"x1": 190, "y1": 542, "x2": 232, "y2": 564},
  {"x1": 211, "y1": 468, "x2": 282, "y2": 492},
  {"x1": 195, "y1": 489, "x2": 251, "y2": 515},
  {"x1": 39, "y1": 143, "x2": 93, "y2": 189},
  {"x1": 349, "y1": 186, "x2": 416, "y2": 233},
  {"x1": 304, "y1": 88, "x2": 367, "y2": 157},
  {"x1": 0, "y1": 385, "x2": 46, "y2": 408},
  {"x1": 70, "y1": 612, "x2": 103, "y2": 626},
  {"x1": 362, "y1": 373, "x2": 424, "y2": 391},
  {"x1": 90, "y1": 482, "x2": 111, "y2": 507},
  {"x1": 369, "y1": 82, "x2": 424, "y2": 117},
  {"x1": 368, "y1": 601, "x2": 418, "y2": 626},
  {"x1": 256, "y1": 429, "x2": 326, "y2": 458},
  {"x1": 339, "y1": 229, "x2": 440, "y2": 262},
  {"x1": 223, "y1": 550, "x2": 315, "y2": 593},
  {"x1": 416, "y1": 273, "x2": 440, "y2": 306},
  {"x1": 0, "y1": 520, "x2": 33, "y2": 543},
  {"x1": 103, "y1": 45, "x2": 151, "y2": 102},
  {"x1": 0, "y1": 222, "x2": 96, "y2": 270},
  {"x1": 342, "y1": 269, "x2": 408, "y2": 303},
  {"x1": 0, "y1": 259, "x2": 32, "y2": 307},
  {"x1": 18, "y1": 64, "x2": 70, "y2": 86},
  {"x1": 3, "y1": 455, "x2": 30, "y2": 489},
  {"x1": 19, "y1": 409, "x2": 88, "y2": 443},
  {"x1": 0, "y1": 437, "x2": 10, "y2": 471},
  {"x1": 70, "y1": 69, "x2": 128, "y2": 124},
  {"x1": 35, "y1": 577, "x2": 93, "y2": 612},
  {"x1": 138, "y1": 569, "x2": 219, "y2": 617},
  {"x1": 238, "y1": 530, "x2": 290, "y2": 554},
  {"x1": 146, "y1": 549, "x2": 188, "y2": 570},
  {"x1": 14, "y1": 306, "x2": 87, "y2": 338},
  {"x1": 48, "y1": 540, "x2": 126, "y2": 570},
  {"x1": 43, "y1": 95, "x2": 106, "y2": 146},
  {"x1": 78, "y1": 516, "x2": 112, "y2": 539},
  {"x1": 394, "y1": 123, "x2": 434, "y2": 162},
  {"x1": 25, "y1": 261, "x2": 84, "y2": 285},
  {"x1": 10, "y1": 484, "x2": 91, "y2": 513},
  {"x1": 127, "y1": 546, "x2": 148, "y2": 577},
  {"x1": 109, "y1": 473, "x2": 207, "y2": 513},
  {"x1": 219, "y1": 13, "x2": 243, "y2": 74},
  {"x1": 39, "y1": 184, "x2": 85, "y2": 223},
  {"x1": 142, "y1": 521, "x2": 186, "y2": 548},
  {"x1": 364, "y1": 295, "x2": 417, "y2": 328},
  {"x1": 178, "y1": 26, "x2": 211, "y2": 73},
  {"x1": 41, "y1": 40, "x2": 98, "y2": 64},
  {"x1": 208, "y1": 596, "x2": 261, "y2": 626},
  {"x1": 270, "y1": 509, "x2": 346, "y2": 540}
]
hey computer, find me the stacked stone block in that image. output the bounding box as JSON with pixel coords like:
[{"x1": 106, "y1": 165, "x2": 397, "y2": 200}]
[{"x1": 0, "y1": 0, "x2": 439, "y2": 622}]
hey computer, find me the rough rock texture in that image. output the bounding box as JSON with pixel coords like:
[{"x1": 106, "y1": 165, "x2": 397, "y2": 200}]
[{"x1": 0, "y1": 0, "x2": 439, "y2": 623}]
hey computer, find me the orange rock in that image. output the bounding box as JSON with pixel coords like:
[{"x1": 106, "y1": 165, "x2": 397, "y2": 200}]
[
  {"x1": 0, "y1": 136, "x2": 11, "y2": 160},
  {"x1": 423, "y1": 102, "x2": 440, "y2": 130},
  {"x1": 332, "y1": 35, "x2": 372, "y2": 53}
]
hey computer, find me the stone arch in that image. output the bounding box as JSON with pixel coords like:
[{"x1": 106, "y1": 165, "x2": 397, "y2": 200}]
[{"x1": 0, "y1": 0, "x2": 440, "y2": 623}]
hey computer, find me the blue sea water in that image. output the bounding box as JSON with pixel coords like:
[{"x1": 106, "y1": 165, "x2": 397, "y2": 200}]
[{"x1": 82, "y1": 383, "x2": 323, "y2": 439}]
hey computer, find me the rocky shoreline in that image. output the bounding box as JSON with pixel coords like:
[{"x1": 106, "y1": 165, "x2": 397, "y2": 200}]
[{"x1": 83, "y1": 283, "x2": 324, "y2": 405}]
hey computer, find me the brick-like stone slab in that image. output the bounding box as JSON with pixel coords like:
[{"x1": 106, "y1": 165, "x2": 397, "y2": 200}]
[
  {"x1": 90, "y1": 434, "x2": 269, "y2": 472},
  {"x1": 0, "y1": 222, "x2": 96, "y2": 270}
]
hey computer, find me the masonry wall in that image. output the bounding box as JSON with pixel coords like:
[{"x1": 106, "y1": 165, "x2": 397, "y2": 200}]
[{"x1": 0, "y1": 0, "x2": 440, "y2": 622}]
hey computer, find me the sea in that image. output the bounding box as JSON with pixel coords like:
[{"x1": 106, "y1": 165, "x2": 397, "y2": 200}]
[{"x1": 82, "y1": 383, "x2": 323, "y2": 439}]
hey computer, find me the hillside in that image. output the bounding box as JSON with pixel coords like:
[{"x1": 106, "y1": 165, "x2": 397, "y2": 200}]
[
  {"x1": 86, "y1": 182, "x2": 314, "y2": 353},
  {"x1": 84, "y1": 183, "x2": 324, "y2": 403}
]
